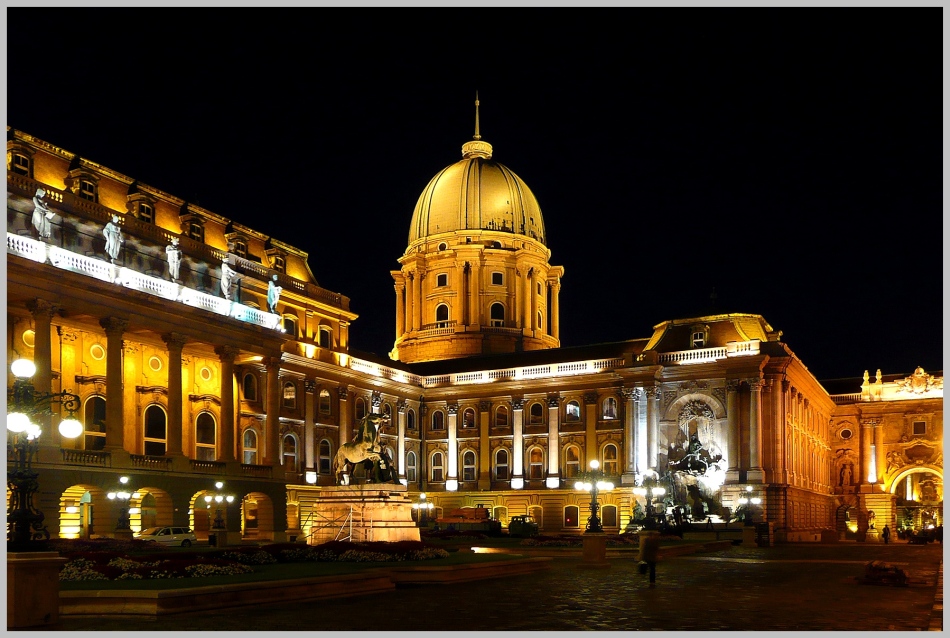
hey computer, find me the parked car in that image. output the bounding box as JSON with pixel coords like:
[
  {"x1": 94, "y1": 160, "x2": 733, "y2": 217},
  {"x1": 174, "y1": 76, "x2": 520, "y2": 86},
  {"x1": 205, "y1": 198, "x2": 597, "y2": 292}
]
[{"x1": 134, "y1": 526, "x2": 197, "y2": 547}]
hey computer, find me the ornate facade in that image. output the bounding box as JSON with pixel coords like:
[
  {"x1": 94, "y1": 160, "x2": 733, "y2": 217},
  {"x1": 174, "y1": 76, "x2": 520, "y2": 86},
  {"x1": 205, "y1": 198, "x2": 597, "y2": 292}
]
[{"x1": 6, "y1": 123, "x2": 942, "y2": 544}]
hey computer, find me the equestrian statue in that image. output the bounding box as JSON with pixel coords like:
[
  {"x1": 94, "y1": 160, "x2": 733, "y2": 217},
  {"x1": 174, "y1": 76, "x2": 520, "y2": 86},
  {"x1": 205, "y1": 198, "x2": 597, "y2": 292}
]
[{"x1": 333, "y1": 412, "x2": 397, "y2": 485}]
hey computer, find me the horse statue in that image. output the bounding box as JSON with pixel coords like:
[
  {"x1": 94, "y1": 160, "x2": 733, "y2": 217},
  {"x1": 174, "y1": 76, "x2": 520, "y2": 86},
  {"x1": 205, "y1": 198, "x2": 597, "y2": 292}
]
[{"x1": 333, "y1": 412, "x2": 393, "y2": 485}]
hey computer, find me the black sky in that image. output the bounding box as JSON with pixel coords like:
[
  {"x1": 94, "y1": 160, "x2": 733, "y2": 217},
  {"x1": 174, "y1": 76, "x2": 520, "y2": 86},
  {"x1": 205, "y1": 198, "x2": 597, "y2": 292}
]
[{"x1": 7, "y1": 8, "x2": 943, "y2": 382}]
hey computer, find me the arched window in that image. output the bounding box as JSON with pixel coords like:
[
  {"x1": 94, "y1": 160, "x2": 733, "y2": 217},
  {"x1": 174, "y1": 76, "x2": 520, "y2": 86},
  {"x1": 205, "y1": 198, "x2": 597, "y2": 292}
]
[
  {"x1": 495, "y1": 405, "x2": 509, "y2": 427},
  {"x1": 143, "y1": 404, "x2": 167, "y2": 456},
  {"x1": 283, "y1": 381, "x2": 297, "y2": 409},
  {"x1": 431, "y1": 451, "x2": 444, "y2": 482},
  {"x1": 493, "y1": 506, "x2": 509, "y2": 526},
  {"x1": 563, "y1": 445, "x2": 581, "y2": 478},
  {"x1": 318, "y1": 439, "x2": 332, "y2": 474},
  {"x1": 355, "y1": 397, "x2": 366, "y2": 421},
  {"x1": 603, "y1": 443, "x2": 619, "y2": 476},
  {"x1": 462, "y1": 450, "x2": 477, "y2": 482},
  {"x1": 406, "y1": 451, "x2": 418, "y2": 483},
  {"x1": 282, "y1": 434, "x2": 297, "y2": 471},
  {"x1": 435, "y1": 304, "x2": 450, "y2": 328},
  {"x1": 537, "y1": 311, "x2": 543, "y2": 330},
  {"x1": 282, "y1": 314, "x2": 298, "y2": 336},
  {"x1": 383, "y1": 402, "x2": 393, "y2": 424},
  {"x1": 494, "y1": 448, "x2": 510, "y2": 481},
  {"x1": 195, "y1": 412, "x2": 216, "y2": 461},
  {"x1": 564, "y1": 505, "x2": 580, "y2": 528},
  {"x1": 462, "y1": 407, "x2": 476, "y2": 428},
  {"x1": 318, "y1": 327, "x2": 332, "y2": 349},
  {"x1": 602, "y1": 504, "x2": 618, "y2": 528},
  {"x1": 407, "y1": 409, "x2": 416, "y2": 430},
  {"x1": 490, "y1": 302, "x2": 505, "y2": 327},
  {"x1": 602, "y1": 397, "x2": 617, "y2": 420},
  {"x1": 565, "y1": 400, "x2": 581, "y2": 423},
  {"x1": 243, "y1": 429, "x2": 258, "y2": 465},
  {"x1": 432, "y1": 410, "x2": 445, "y2": 430},
  {"x1": 528, "y1": 505, "x2": 543, "y2": 528},
  {"x1": 528, "y1": 446, "x2": 544, "y2": 480},
  {"x1": 319, "y1": 389, "x2": 331, "y2": 415},
  {"x1": 83, "y1": 396, "x2": 106, "y2": 451},
  {"x1": 242, "y1": 373, "x2": 258, "y2": 401},
  {"x1": 528, "y1": 401, "x2": 544, "y2": 425}
]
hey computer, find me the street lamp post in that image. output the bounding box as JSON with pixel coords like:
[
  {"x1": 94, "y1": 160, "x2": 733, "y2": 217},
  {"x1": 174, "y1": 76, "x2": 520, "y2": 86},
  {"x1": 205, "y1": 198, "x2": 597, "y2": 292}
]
[
  {"x1": 107, "y1": 476, "x2": 135, "y2": 536},
  {"x1": 7, "y1": 358, "x2": 82, "y2": 549},
  {"x1": 633, "y1": 473, "x2": 666, "y2": 530},
  {"x1": 204, "y1": 481, "x2": 234, "y2": 543},
  {"x1": 736, "y1": 485, "x2": 761, "y2": 527},
  {"x1": 412, "y1": 492, "x2": 434, "y2": 528},
  {"x1": 575, "y1": 460, "x2": 614, "y2": 534}
]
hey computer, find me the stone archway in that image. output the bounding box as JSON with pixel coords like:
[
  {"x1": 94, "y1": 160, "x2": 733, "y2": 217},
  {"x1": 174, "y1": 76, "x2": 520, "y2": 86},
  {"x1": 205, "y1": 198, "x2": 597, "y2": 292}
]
[
  {"x1": 58, "y1": 485, "x2": 106, "y2": 539},
  {"x1": 889, "y1": 466, "x2": 943, "y2": 532},
  {"x1": 242, "y1": 492, "x2": 275, "y2": 541}
]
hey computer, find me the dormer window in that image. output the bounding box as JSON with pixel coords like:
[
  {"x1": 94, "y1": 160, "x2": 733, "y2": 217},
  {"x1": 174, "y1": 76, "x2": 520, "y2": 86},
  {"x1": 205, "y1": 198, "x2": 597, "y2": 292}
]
[
  {"x1": 188, "y1": 221, "x2": 204, "y2": 242},
  {"x1": 79, "y1": 178, "x2": 97, "y2": 202},
  {"x1": 690, "y1": 324, "x2": 709, "y2": 348},
  {"x1": 232, "y1": 239, "x2": 248, "y2": 259},
  {"x1": 136, "y1": 202, "x2": 153, "y2": 224},
  {"x1": 9, "y1": 150, "x2": 31, "y2": 177}
]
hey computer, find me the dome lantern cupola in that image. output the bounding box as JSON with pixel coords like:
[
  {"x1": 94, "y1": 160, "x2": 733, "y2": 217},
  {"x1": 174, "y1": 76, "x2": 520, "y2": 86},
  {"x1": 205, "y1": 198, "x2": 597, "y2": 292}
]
[{"x1": 391, "y1": 95, "x2": 564, "y2": 364}]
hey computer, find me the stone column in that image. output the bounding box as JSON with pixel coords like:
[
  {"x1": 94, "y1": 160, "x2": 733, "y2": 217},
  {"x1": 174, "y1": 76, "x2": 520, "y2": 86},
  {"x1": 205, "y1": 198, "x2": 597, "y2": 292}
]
[
  {"x1": 550, "y1": 279, "x2": 561, "y2": 340},
  {"x1": 546, "y1": 396, "x2": 560, "y2": 488},
  {"x1": 645, "y1": 386, "x2": 660, "y2": 471},
  {"x1": 747, "y1": 378, "x2": 764, "y2": 483},
  {"x1": 337, "y1": 386, "x2": 350, "y2": 446},
  {"x1": 584, "y1": 392, "x2": 598, "y2": 464},
  {"x1": 412, "y1": 270, "x2": 423, "y2": 331},
  {"x1": 394, "y1": 280, "x2": 405, "y2": 338},
  {"x1": 511, "y1": 398, "x2": 524, "y2": 489},
  {"x1": 304, "y1": 380, "x2": 316, "y2": 472},
  {"x1": 100, "y1": 317, "x2": 129, "y2": 451},
  {"x1": 161, "y1": 333, "x2": 187, "y2": 456},
  {"x1": 478, "y1": 400, "x2": 491, "y2": 489},
  {"x1": 860, "y1": 419, "x2": 877, "y2": 490},
  {"x1": 523, "y1": 268, "x2": 533, "y2": 332},
  {"x1": 446, "y1": 403, "x2": 459, "y2": 491},
  {"x1": 27, "y1": 300, "x2": 57, "y2": 441},
  {"x1": 397, "y1": 400, "x2": 407, "y2": 484},
  {"x1": 263, "y1": 356, "x2": 281, "y2": 466},
  {"x1": 214, "y1": 345, "x2": 238, "y2": 462},
  {"x1": 773, "y1": 379, "x2": 789, "y2": 485},
  {"x1": 621, "y1": 388, "x2": 640, "y2": 485},
  {"x1": 724, "y1": 380, "x2": 740, "y2": 483},
  {"x1": 469, "y1": 260, "x2": 480, "y2": 326}
]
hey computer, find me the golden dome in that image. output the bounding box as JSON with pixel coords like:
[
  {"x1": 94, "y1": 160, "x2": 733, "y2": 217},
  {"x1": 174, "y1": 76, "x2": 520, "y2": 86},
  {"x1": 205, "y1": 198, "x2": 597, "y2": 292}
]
[{"x1": 407, "y1": 99, "x2": 546, "y2": 246}]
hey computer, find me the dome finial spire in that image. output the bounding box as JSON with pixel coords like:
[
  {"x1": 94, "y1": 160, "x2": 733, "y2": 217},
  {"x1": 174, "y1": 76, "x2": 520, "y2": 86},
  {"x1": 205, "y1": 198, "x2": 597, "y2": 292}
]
[{"x1": 474, "y1": 91, "x2": 481, "y2": 141}]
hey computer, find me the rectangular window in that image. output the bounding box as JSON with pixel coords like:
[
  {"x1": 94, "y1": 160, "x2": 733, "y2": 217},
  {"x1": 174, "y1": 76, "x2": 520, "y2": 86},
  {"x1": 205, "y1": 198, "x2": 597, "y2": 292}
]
[
  {"x1": 491, "y1": 272, "x2": 503, "y2": 286},
  {"x1": 692, "y1": 331, "x2": 705, "y2": 347},
  {"x1": 913, "y1": 421, "x2": 926, "y2": 435},
  {"x1": 188, "y1": 222, "x2": 204, "y2": 242},
  {"x1": 437, "y1": 273, "x2": 447, "y2": 287},
  {"x1": 273, "y1": 256, "x2": 286, "y2": 273}
]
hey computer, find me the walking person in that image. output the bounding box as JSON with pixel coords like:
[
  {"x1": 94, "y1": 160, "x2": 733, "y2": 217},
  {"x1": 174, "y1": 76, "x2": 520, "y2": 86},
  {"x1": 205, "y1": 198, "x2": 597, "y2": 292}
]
[
  {"x1": 882, "y1": 525, "x2": 890, "y2": 544},
  {"x1": 638, "y1": 529, "x2": 661, "y2": 588}
]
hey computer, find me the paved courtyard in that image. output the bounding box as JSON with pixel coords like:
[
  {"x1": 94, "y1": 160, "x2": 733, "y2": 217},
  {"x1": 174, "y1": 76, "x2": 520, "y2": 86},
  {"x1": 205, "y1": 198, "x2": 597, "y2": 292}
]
[{"x1": 55, "y1": 542, "x2": 942, "y2": 631}]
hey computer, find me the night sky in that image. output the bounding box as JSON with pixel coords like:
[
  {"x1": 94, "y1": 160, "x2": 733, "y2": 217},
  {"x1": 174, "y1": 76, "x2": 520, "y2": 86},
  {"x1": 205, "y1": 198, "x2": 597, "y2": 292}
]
[{"x1": 7, "y1": 8, "x2": 943, "y2": 383}]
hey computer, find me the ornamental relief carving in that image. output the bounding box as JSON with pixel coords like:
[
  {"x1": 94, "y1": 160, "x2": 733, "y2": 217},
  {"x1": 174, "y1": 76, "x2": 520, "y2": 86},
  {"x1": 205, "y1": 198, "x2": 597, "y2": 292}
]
[
  {"x1": 712, "y1": 387, "x2": 726, "y2": 407},
  {"x1": 663, "y1": 391, "x2": 677, "y2": 411},
  {"x1": 895, "y1": 367, "x2": 942, "y2": 394},
  {"x1": 678, "y1": 380, "x2": 709, "y2": 392}
]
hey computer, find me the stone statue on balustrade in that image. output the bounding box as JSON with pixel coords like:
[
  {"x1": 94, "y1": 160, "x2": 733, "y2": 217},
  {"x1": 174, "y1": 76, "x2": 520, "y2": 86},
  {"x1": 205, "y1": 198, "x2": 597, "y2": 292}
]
[
  {"x1": 31, "y1": 188, "x2": 55, "y2": 240},
  {"x1": 267, "y1": 274, "x2": 282, "y2": 313},
  {"x1": 220, "y1": 258, "x2": 242, "y2": 301},
  {"x1": 166, "y1": 237, "x2": 183, "y2": 281},
  {"x1": 103, "y1": 214, "x2": 124, "y2": 264}
]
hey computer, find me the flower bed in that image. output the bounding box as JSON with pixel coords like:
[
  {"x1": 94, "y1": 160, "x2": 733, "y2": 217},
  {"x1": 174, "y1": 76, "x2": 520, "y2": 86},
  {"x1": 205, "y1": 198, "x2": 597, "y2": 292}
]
[
  {"x1": 519, "y1": 533, "x2": 641, "y2": 547},
  {"x1": 52, "y1": 539, "x2": 450, "y2": 582}
]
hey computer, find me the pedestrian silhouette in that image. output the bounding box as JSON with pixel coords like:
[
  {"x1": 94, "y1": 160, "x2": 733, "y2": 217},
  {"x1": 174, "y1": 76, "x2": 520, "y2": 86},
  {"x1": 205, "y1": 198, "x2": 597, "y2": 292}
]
[{"x1": 882, "y1": 525, "x2": 890, "y2": 544}]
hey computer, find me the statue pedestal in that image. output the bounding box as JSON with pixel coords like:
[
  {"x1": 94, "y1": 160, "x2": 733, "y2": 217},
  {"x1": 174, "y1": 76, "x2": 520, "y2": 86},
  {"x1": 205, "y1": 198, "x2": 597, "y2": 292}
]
[
  {"x1": 306, "y1": 485, "x2": 420, "y2": 544},
  {"x1": 8, "y1": 552, "x2": 67, "y2": 629},
  {"x1": 579, "y1": 534, "x2": 610, "y2": 569},
  {"x1": 866, "y1": 528, "x2": 881, "y2": 543}
]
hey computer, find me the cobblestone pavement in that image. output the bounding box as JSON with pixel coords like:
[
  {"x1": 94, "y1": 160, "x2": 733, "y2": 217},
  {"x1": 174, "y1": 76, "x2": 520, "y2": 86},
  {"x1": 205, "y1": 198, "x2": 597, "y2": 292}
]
[{"x1": 56, "y1": 542, "x2": 942, "y2": 632}]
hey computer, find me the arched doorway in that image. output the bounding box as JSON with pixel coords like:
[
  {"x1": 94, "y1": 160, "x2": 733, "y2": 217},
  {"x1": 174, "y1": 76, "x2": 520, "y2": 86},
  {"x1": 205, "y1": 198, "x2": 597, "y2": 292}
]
[{"x1": 890, "y1": 466, "x2": 943, "y2": 536}]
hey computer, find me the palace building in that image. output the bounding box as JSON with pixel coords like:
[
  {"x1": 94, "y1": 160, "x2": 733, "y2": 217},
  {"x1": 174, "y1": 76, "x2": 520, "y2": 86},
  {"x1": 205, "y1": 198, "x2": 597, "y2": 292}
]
[{"x1": 6, "y1": 121, "x2": 943, "y2": 544}]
